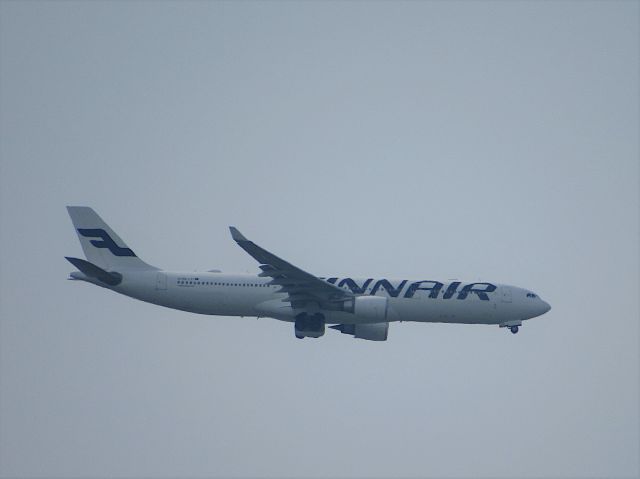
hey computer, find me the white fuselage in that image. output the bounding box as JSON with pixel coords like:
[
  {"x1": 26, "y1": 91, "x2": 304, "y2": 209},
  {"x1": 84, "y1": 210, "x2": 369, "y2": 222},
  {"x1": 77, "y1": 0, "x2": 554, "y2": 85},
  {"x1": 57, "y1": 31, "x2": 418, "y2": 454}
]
[{"x1": 73, "y1": 270, "x2": 551, "y2": 327}]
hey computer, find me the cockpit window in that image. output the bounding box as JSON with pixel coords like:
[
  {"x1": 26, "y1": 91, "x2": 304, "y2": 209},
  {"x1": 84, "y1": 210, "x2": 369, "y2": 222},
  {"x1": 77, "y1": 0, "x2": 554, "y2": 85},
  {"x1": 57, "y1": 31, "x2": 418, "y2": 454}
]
[{"x1": 526, "y1": 293, "x2": 537, "y2": 298}]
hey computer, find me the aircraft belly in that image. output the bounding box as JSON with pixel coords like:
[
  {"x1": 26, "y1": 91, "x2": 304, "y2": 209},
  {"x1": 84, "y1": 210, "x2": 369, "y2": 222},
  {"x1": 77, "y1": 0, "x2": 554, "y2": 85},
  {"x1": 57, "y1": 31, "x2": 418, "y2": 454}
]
[
  {"x1": 155, "y1": 289, "x2": 231, "y2": 315},
  {"x1": 121, "y1": 279, "x2": 257, "y2": 316},
  {"x1": 393, "y1": 297, "x2": 497, "y2": 324}
]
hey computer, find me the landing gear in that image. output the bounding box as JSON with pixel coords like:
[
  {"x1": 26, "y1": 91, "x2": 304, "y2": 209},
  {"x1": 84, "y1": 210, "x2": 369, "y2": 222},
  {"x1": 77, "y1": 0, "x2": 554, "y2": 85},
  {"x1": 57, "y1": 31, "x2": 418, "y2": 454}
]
[
  {"x1": 510, "y1": 325, "x2": 519, "y2": 334},
  {"x1": 294, "y1": 312, "x2": 325, "y2": 339}
]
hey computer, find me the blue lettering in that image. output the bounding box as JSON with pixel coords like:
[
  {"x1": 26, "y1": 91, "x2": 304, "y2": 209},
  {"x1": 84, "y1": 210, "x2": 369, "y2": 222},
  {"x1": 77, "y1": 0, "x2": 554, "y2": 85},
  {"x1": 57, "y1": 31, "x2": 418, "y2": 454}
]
[
  {"x1": 338, "y1": 278, "x2": 374, "y2": 294},
  {"x1": 456, "y1": 283, "x2": 496, "y2": 301},
  {"x1": 326, "y1": 278, "x2": 497, "y2": 302},
  {"x1": 443, "y1": 281, "x2": 461, "y2": 299},
  {"x1": 404, "y1": 281, "x2": 443, "y2": 299},
  {"x1": 371, "y1": 279, "x2": 407, "y2": 297}
]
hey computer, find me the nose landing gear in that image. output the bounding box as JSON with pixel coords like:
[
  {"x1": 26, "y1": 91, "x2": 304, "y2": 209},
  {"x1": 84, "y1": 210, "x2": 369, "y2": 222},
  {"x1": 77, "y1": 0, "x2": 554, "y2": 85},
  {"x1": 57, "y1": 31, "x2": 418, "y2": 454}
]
[{"x1": 500, "y1": 322, "x2": 522, "y2": 334}]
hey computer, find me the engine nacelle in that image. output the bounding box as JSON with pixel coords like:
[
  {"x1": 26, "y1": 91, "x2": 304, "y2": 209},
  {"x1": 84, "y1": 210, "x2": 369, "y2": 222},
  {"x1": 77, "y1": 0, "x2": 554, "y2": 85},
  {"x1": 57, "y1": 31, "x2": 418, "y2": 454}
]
[
  {"x1": 352, "y1": 295, "x2": 388, "y2": 322},
  {"x1": 330, "y1": 322, "x2": 389, "y2": 341}
]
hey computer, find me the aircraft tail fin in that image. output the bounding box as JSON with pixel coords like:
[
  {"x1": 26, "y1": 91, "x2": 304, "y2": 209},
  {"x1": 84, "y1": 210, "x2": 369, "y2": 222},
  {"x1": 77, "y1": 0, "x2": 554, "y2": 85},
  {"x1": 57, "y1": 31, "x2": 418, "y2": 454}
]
[{"x1": 66, "y1": 206, "x2": 158, "y2": 271}]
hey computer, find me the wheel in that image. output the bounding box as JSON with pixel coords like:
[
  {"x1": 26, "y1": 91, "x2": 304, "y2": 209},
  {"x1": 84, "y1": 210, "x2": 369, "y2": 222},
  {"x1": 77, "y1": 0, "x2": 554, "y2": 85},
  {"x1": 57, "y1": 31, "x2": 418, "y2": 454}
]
[{"x1": 510, "y1": 325, "x2": 519, "y2": 334}]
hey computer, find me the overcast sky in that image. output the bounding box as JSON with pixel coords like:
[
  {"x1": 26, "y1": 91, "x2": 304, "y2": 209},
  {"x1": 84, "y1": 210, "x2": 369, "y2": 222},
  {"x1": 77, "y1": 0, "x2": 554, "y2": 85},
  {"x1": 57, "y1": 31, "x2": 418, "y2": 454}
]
[{"x1": 1, "y1": 1, "x2": 638, "y2": 478}]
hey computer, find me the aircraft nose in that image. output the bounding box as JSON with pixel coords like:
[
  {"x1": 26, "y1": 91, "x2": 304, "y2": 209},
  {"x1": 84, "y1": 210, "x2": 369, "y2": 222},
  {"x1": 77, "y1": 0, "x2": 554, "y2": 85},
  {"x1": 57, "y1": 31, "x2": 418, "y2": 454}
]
[{"x1": 541, "y1": 300, "x2": 551, "y2": 314}]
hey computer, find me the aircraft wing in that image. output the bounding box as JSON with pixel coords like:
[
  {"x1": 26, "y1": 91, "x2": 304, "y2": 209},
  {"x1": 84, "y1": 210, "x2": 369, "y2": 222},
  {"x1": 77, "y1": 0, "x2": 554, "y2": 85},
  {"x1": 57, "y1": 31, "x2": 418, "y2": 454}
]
[{"x1": 229, "y1": 227, "x2": 352, "y2": 308}]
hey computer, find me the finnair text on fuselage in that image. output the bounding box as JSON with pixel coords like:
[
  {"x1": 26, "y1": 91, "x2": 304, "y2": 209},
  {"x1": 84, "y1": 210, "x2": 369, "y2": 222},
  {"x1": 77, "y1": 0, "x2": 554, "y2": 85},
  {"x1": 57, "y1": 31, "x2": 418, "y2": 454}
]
[{"x1": 324, "y1": 278, "x2": 496, "y2": 300}]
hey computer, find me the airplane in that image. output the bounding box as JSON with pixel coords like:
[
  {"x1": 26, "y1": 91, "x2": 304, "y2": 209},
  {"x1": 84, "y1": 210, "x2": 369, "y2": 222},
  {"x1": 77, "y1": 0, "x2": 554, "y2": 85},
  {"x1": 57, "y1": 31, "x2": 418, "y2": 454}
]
[{"x1": 65, "y1": 206, "x2": 551, "y2": 341}]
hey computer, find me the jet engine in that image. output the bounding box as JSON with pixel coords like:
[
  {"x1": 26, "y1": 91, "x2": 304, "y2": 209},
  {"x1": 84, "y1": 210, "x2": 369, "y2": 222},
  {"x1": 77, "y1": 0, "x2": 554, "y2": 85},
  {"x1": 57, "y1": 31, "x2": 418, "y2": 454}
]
[
  {"x1": 330, "y1": 322, "x2": 389, "y2": 341},
  {"x1": 351, "y1": 295, "x2": 388, "y2": 322}
]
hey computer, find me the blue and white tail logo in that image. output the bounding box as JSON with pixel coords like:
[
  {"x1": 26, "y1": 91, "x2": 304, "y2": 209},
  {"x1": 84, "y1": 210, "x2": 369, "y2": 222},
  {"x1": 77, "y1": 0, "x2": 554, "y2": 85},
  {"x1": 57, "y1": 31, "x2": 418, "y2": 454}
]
[
  {"x1": 68, "y1": 206, "x2": 156, "y2": 270},
  {"x1": 78, "y1": 228, "x2": 136, "y2": 257}
]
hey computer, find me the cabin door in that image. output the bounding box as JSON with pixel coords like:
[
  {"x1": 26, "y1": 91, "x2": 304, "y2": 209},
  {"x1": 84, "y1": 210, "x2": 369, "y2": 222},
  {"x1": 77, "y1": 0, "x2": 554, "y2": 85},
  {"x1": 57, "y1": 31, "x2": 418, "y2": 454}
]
[{"x1": 156, "y1": 272, "x2": 167, "y2": 291}]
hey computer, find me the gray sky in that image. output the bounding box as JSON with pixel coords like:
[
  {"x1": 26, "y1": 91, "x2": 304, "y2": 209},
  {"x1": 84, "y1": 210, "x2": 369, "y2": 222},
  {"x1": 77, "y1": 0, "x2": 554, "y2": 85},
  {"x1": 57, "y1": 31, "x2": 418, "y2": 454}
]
[{"x1": 1, "y1": 1, "x2": 638, "y2": 477}]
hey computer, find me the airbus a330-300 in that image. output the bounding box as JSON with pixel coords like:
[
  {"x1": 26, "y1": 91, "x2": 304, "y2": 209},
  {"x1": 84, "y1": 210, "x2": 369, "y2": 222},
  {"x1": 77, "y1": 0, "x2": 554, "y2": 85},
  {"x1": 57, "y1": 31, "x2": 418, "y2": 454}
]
[{"x1": 65, "y1": 207, "x2": 551, "y2": 341}]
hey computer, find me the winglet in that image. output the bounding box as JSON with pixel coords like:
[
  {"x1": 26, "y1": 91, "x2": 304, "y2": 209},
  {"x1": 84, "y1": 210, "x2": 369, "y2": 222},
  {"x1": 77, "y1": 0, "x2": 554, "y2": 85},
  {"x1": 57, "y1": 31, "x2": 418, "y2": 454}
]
[{"x1": 229, "y1": 226, "x2": 248, "y2": 242}]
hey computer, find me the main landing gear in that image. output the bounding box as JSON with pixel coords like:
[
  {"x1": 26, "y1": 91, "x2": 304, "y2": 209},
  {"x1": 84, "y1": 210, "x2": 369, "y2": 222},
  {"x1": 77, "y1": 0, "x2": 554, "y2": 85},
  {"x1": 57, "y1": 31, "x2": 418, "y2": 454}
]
[
  {"x1": 510, "y1": 325, "x2": 519, "y2": 334},
  {"x1": 294, "y1": 313, "x2": 325, "y2": 339}
]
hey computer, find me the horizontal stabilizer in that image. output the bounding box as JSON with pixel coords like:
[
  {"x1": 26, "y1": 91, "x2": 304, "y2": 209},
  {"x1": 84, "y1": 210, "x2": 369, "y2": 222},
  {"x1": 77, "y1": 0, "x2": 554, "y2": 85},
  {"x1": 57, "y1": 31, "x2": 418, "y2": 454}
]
[{"x1": 65, "y1": 257, "x2": 123, "y2": 286}]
